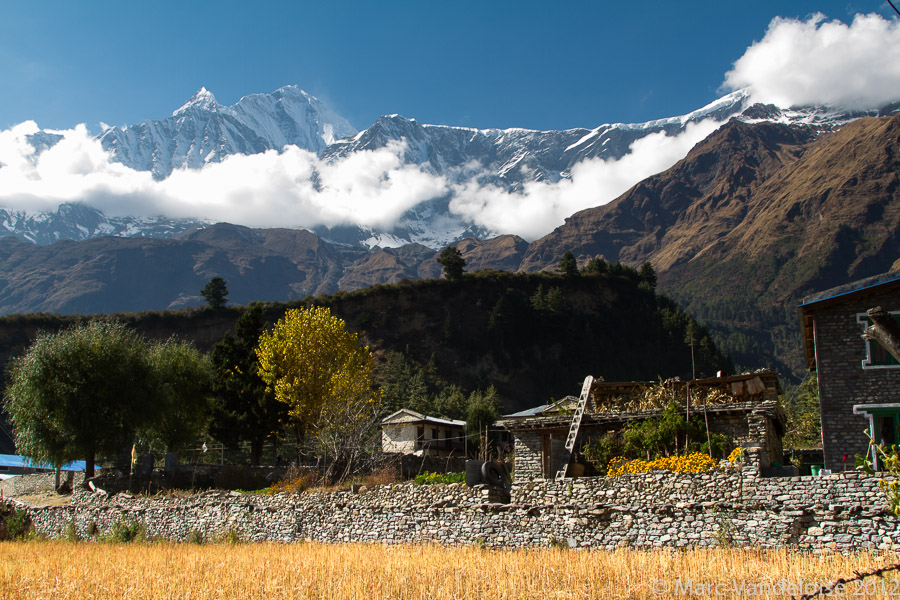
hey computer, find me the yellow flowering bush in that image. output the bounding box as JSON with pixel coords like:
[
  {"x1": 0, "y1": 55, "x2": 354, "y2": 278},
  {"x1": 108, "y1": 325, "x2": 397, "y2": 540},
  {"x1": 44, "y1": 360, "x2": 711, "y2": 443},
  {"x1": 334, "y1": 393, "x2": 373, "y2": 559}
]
[
  {"x1": 727, "y1": 447, "x2": 744, "y2": 464},
  {"x1": 606, "y1": 452, "x2": 718, "y2": 476}
]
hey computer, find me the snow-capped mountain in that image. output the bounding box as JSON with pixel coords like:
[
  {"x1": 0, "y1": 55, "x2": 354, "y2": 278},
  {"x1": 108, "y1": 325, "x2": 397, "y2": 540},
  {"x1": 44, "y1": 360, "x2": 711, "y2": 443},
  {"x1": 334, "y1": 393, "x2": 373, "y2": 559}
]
[
  {"x1": 4, "y1": 85, "x2": 897, "y2": 249},
  {"x1": 0, "y1": 203, "x2": 207, "y2": 245},
  {"x1": 98, "y1": 85, "x2": 357, "y2": 179},
  {"x1": 322, "y1": 90, "x2": 755, "y2": 190}
]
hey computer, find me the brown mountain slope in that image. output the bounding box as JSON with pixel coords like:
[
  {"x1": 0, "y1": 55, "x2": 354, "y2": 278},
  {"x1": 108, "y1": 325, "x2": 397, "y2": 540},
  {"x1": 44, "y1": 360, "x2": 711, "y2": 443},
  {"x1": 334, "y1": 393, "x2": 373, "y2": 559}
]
[
  {"x1": 521, "y1": 115, "x2": 900, "y2": 378},
  {"x1": 519, "y1": 120, "x2": 819, "y2": 272},
  {"x1": 0, "y1": 222, "x2": 526, "y2": 315}
]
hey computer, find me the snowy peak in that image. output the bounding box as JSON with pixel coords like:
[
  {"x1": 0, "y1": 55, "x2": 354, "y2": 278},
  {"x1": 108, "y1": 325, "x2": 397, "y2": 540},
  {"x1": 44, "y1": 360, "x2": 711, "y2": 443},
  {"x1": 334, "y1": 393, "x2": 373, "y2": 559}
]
[
  {"x1": 173, "y1": 87, "x2": 220, "y2": 116},
  {"x1": 0, "y1": 203, "x2": 207, "y2": 245},
  {"x1": 100, "y1": 85, "x2": 357, "y2": 178}
]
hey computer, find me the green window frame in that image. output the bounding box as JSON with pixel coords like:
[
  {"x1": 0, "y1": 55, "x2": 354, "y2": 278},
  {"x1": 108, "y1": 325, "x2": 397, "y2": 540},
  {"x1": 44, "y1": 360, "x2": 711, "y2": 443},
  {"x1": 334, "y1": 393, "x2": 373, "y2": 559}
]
[
  {"x1": 870, "y1": 408, "x2": 900, "y2": 447},
  {"x1": 858, "y1": 313, "x2": 900, "y2": 368},
  {"x1": 854, "y1": 404, "x2": 900, "y2": 470}
]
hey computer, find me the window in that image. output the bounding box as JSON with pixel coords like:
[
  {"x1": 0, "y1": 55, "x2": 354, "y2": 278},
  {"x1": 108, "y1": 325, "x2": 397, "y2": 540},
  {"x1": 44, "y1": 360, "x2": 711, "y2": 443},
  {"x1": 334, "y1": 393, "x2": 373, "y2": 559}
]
[
  {"x1": 879, "y1": 414, "x2": 898, "y2": 446},
  {"x1": 416, "y1": 426, "x2": 424, "y2": 449},
  {"x1": 853, "y1": 404, "x2": 900, "y2": 470},
  {"x1": 857, "y1": 312, "x2": 900, "y2": 368}
]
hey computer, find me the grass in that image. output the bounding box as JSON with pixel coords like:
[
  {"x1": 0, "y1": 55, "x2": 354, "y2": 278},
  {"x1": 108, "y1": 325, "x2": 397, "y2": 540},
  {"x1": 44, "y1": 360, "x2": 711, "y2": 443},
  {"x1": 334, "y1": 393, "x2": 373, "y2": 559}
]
[{"x1": 0, "y1": 541, "x2": 897, "y2": 599}]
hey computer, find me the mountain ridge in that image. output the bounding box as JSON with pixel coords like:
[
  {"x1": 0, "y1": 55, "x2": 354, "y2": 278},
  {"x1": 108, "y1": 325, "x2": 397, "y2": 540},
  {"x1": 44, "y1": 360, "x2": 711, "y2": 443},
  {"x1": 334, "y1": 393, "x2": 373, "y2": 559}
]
[{"x1": 7, "y1": 85, "x2": 894, "y2": 251}]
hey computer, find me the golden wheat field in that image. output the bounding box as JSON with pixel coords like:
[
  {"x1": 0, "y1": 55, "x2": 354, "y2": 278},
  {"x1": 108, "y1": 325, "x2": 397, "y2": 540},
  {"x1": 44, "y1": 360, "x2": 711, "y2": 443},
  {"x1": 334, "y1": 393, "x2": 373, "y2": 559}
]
[{"x1": 0, "y1": 541, "x2": 897, "y2": 600}]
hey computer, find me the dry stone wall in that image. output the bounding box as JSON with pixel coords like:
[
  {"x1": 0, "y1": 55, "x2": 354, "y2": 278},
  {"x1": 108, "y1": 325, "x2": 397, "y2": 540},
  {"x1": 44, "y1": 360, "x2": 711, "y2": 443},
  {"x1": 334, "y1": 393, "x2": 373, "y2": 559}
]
[{"x1": 8, "y1": 464, "x2": 900, "y2": 551}]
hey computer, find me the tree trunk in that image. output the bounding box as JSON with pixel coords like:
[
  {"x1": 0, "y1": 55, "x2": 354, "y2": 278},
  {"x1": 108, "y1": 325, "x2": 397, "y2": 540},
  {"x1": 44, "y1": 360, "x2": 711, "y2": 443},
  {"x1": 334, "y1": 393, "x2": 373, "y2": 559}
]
[
  {"x1": 250, "y1": 437, "x2": 264, "y2": 467},
  {"x1": 85, "y1": 450, "x2": 95, "y2": 479},
  {"x1": 863, "y1": 306, "x2": 900, "y2": 363}
]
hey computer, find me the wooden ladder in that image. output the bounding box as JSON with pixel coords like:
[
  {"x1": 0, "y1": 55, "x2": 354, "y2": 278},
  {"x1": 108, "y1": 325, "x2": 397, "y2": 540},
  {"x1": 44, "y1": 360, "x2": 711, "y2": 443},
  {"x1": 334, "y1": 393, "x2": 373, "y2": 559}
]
[{"x1": 555, "y1": 375, "x2": 594, "y2": 480}]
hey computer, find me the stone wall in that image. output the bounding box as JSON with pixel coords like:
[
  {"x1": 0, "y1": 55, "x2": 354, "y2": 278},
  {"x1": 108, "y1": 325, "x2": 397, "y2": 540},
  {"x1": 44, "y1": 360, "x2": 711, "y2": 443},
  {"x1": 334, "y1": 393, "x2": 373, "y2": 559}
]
[
  {"x1": 0, "y1": 472, "x2": 61, "y2": 498},
  {"x1": 512, "y1": 432, "x2": 543, "y2": 480},
  {"x1": 807, "y1": 289, "x2": 900, "y2": 470},
  {"x1": 10, "y1": 463, "x2": 899, "y2": 551}
]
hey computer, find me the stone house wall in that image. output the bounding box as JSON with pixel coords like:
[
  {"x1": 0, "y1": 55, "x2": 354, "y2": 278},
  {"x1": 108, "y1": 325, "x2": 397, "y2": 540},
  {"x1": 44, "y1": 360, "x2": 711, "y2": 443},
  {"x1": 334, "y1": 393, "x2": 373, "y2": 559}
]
[
  {"x1": 805, "y1": 288, "x2": 900, "y2": 471},
  {"x1": 382, "y1": 420, "x2": 465, "y2": 458},
  {"x1": 512, "y1": 432, "x2": 544, "y2": 480},
  {"x1": 381, "y1": 423, "x2": 418, "y2": 455},
  {"x1": 508, "y1": 400, "x2": 785, "y2": 480}
]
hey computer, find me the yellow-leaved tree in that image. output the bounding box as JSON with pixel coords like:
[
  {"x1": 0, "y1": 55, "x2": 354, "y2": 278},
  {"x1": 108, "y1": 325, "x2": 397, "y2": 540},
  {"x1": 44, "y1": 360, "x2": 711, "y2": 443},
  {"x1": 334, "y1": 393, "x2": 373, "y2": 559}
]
[{"x1": 255, "y1": 306, "x2": 382, "y2": 481}]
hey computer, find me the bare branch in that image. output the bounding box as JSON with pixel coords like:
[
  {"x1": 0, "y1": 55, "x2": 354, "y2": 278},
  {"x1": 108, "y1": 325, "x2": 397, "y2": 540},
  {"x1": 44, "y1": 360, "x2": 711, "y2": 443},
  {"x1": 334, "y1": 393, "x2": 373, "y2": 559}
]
[{"x1": 797, "y1": 561, "x2": 900, "y2": 600}]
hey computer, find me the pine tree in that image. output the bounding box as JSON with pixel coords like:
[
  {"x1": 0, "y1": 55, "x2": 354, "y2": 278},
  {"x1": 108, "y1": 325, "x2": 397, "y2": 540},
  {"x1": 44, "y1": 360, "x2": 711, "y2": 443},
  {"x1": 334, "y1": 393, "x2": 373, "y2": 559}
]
[
  {"x1": 436, "y1": 247, "x2": 466, "y2": 281},
  {"x1": 558, "y1": 251, "x2": 578, "y2": 276},
  {"x1": 201, "y1": 277, "x2": 229, "y2": 310}
]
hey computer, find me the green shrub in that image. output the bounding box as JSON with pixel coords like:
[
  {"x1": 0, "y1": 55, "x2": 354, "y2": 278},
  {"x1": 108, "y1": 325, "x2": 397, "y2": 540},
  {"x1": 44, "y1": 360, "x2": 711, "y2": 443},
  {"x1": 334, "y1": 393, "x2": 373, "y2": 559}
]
[
  {"x1": 216, "y1": 527, "x2": 244, "y2": 544},
  {"x1": 413, "y1": 471, "x2": 464, "y2": 485},
  {"x1": 103, "y1": 519, "x2": 147, "y2": 543},
  {"x1": 582, "y1": 431, "x2": 623, "y2": 476},
  {"x1": 0, "y1": 507, "x2": 33, "y2": 541},
  {"x1": 186, "y1": 529, "x2": 204, "y2": 544},
  {"x1": 65, "y1": 520, "x2": 80, "y2": 542}
]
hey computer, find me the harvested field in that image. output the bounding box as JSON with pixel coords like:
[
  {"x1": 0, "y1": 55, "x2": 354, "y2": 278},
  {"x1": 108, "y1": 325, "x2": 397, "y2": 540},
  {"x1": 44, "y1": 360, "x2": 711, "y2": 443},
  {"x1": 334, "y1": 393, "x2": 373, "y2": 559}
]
[{"x1": 0, "y1": 541, "x2": 898, "y2": 599}]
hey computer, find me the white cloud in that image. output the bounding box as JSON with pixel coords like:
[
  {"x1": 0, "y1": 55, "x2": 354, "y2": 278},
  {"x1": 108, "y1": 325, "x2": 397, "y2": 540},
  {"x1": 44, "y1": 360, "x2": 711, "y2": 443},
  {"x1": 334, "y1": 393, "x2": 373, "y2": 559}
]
[
  {"x1": 724, "y1": 13, "x2": 900, "y2": 110},
  {"x1": 0, "y1": 126, "x2": 449, "y2": 231},
  {"x1": 3, "y1": 13, "x2": 899, "y2": 248},
  {"x1": 0, "y1": 117, "x2": 726, "y2": 243},
  {"x1": 448, "y1": 118, "x2": 724, "y2": 240}
]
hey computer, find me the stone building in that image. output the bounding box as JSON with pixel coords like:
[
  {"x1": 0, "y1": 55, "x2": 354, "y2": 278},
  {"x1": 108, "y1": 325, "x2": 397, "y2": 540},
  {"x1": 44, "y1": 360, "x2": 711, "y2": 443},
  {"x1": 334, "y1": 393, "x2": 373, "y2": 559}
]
[
  {"x1": 380, "y1": 409, "x2": 467, "y2": 457},
  {"x1": 798, "y1": 272, "x2": 900, "y2": 471},
  {"x1": 500, "y1": 372, "x2": 786, "y2": 480}
]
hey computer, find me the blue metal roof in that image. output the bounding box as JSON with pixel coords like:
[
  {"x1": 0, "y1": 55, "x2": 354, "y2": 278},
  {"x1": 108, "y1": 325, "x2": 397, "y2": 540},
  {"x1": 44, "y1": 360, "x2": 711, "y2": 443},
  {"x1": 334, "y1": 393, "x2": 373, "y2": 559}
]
[
  {"x1": 0, "y1": 454, "x2": 95, "y2": 471},
  {"x1": 503, "y1": 404, "x2": 551, "y2": 418}
]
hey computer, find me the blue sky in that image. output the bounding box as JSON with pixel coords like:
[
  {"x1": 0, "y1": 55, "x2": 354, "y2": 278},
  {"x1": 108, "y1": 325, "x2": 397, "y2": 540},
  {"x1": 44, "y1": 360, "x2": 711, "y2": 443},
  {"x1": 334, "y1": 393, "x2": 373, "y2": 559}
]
[
  {"x1": 1, "y1": 2, "x2": 900, "y2": 241},
  {"x1": 0, "y1": 1, "x2": 891, "y2": 133}
]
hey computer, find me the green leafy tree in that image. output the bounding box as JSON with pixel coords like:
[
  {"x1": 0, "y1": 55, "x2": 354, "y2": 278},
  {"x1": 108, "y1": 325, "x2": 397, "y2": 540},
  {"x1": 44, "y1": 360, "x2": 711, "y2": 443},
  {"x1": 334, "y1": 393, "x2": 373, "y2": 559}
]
[
  {"x1": 142, "y1": 338, "x2": 214, "y2": 453},
  {"x1": 211, "y1": 305, "x2": 286, "y2": 465},
  {"x1": 782, "y1": 374, "x2": 821, "y2": 448},
  {"x1": 255, "y1": 306, "x2": 382, "y2": 475},
  {"x1": 432, "y1": 384, "x2": 468, "y2": 421},
  {"x1": 436, "y1": 247, "x2": 466, "y2": 281},
  {"x1": 4, "y1": 320, "x2": 156, "y2": 478},
  {"x1": 466, "y1": 385, "x2": 503, "y2": 447},
  {"x1": 558, "y1": 251, "x2": 578, "y2": 276},
  {"x1": 622, "y1": 402, "x2": 728, "y2": 460},
  {"x1": 201, "y1": 276, "x2": 229, "y2": 310}
]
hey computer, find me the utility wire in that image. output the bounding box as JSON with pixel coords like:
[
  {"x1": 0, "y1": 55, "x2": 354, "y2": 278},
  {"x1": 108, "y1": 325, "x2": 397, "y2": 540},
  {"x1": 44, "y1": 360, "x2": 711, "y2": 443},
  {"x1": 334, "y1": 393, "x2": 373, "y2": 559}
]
[{"x1": 889, "y1": 0, "x2": 900, "y2": 17}]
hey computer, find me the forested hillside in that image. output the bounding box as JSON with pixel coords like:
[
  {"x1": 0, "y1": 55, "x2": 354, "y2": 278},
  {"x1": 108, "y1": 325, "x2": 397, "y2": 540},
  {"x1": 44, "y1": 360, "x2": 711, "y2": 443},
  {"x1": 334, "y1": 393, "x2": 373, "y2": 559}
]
[{"x1": 0, "y1": 265, "x2": 729, "y2": 454}]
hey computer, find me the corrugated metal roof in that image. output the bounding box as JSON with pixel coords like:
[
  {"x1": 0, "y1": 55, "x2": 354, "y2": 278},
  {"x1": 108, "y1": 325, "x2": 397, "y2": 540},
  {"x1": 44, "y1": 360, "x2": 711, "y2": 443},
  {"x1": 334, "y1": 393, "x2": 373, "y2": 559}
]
[
  {"x1": 503, "y1": 404, "x2": 551, "y2": 418},
  {"x1": 380, "y1": 409, "x2": 465, "y2": 427},
  {"x1": 0, "y1": 454, "x2": 93, "y2": 471}
]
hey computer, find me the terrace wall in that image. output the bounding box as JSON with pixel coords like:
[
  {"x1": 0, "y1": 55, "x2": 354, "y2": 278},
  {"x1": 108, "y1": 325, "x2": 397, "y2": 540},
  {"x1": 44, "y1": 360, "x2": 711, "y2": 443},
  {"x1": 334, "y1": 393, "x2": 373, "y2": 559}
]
[{"x1": 9, "y1": 462, "x2": 899, "y2": 551}]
